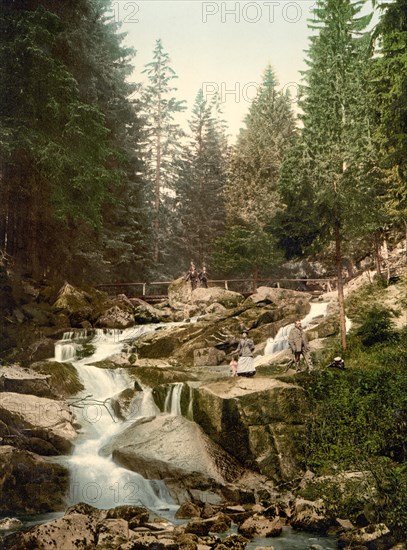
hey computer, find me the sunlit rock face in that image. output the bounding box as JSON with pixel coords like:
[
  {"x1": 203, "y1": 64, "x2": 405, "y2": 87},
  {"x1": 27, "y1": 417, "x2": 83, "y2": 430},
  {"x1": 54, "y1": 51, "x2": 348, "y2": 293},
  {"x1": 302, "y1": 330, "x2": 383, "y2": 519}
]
[
  {"x1": 104, "y1": 413, "x2": 245, "y2": 491},
  {"x1": 192, "y1": 377, "x2": 310, "y2": 482}
]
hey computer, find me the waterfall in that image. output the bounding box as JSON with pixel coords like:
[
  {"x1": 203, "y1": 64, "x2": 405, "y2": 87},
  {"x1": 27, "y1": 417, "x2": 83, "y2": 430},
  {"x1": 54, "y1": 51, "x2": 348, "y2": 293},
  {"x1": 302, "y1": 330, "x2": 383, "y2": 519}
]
[
  {"x1": 54, "y1": 330, "x2": 88, "y2": 362},
  {"x1": 56, "y1": 326, "x2": 177, "y2": 513},
  {"x1": 264, "y1": 301, "x2": 330, "y2": 357},
  {"x1": 164, "y1": 383, "x2": 183, "y2": 416}
]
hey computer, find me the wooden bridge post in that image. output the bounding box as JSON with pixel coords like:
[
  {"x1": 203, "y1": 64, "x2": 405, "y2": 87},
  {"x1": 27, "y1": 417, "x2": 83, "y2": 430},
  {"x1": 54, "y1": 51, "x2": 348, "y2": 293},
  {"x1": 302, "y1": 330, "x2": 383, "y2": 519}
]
[
  {"x1": 142, "y1": 283, "x2": 146, "y2": 296},
  {"x1": 224, "y1": 280, "x2": 228, "y2": 290}
]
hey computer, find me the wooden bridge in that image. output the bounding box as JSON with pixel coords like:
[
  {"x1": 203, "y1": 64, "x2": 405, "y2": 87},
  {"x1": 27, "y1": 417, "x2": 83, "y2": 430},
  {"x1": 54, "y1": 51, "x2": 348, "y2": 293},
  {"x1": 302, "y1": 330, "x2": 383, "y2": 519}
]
[{"x1": 96, "y1": 277, "x2": 337, "y2": 304}]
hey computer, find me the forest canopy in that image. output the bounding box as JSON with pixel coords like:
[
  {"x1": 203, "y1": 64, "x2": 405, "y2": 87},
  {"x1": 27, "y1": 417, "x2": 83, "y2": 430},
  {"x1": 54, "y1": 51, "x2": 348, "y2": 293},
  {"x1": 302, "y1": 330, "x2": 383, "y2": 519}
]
[{"x1": 0, "y1": 0, "x2": 405, "y2": 286}]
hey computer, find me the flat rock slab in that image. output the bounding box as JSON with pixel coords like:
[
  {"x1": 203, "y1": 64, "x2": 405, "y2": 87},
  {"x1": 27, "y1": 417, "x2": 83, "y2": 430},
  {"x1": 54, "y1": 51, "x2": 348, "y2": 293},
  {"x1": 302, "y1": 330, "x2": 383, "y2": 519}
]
[{"x1": 200, "y1": 376, "x2": 302, "y2": 399}]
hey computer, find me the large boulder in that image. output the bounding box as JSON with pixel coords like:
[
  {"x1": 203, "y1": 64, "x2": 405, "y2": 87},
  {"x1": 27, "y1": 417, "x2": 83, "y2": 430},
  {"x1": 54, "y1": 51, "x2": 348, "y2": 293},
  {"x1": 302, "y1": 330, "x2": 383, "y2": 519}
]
[
  {"x1": 0, "y1": 392, "x2": 77, "y2": 453},
  {"x1": 246, "y1": 287, "x2": 311, "y2": 307},
  {"x1": 97, "y1": 305, "x2": 135, "y2": 329},
  {"x1": 0, "y1": 365, "x2": 57, "y2": 398},
  {"x1": 104, "y1": 414, "x2": 246, "y2": 497},
  {"x1": 130, "y1": 297, "x2": 164, "y2": 324},
  {"x1": 30, "y1": 361, "x2": 84, "y2": 397},
  {"x1": 192, "y1": 377, "x2": 310, "y2": 482},
  {"x1": 53, "y1": 282, "x2": 95, "y2": 325},
  {"x1": 0, "y1": 446, "x2": 69, "y2": 514},
  {"x1": 168, "y1": 277, "x2": 192, "y2": 309},
  {"x1": 191, "y1": 287, "x2": 245, "y2": 309}
]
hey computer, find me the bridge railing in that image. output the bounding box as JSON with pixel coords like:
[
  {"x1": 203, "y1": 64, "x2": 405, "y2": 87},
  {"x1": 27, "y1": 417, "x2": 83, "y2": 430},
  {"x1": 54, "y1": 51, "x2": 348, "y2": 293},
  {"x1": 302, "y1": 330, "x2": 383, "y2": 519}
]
[{"x1": 96, "y1": 277, "x2": 337, "y2": 298}]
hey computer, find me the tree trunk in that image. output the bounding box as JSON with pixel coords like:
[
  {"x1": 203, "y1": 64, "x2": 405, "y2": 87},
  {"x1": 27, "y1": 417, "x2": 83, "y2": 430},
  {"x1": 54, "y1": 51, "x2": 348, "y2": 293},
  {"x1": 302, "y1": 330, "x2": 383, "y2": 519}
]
[
  {"x1": 373, "y1": 232, "x2": 382, "y2": 278},
  {"x1": 252, "y1": 267, "x2": 258, "y2": 293},
  {"x1": 335, "y1": 222, "x2": 347, "y2": 350}
]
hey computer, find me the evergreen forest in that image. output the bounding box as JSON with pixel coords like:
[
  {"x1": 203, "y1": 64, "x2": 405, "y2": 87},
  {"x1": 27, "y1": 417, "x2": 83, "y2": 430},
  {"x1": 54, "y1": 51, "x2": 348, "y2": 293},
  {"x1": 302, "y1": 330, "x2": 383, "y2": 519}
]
[{"x1": 1, "y1": 0, "x2": 406, "y2": 289}]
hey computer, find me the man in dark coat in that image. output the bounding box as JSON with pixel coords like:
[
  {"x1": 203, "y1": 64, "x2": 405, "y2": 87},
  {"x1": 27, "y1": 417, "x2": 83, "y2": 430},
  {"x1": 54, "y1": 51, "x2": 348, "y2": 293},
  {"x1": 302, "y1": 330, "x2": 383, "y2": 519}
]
[
  {"x1": 185, "y1": 262, "x2": 199, "y2": 290},
  {"x1": 198, "y1": 266, "x2": 208, "y2": 288},
  {"x1": 288, "y1": 320, "x2": 313, "y2": 372}
]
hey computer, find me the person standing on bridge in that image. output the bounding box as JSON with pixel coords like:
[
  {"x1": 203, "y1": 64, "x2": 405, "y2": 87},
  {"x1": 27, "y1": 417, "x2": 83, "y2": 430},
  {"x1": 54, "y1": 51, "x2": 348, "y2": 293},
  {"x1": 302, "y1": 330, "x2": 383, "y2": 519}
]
[
  {"x1": 288, "y1": 320, "x2": 313, "y2": 373},
  {"x1": 185, "y1": 261, "x2": 199, "y2": 290},
  {"x1": 198, "y1": 266, "x2": 208, "y2": 288}
]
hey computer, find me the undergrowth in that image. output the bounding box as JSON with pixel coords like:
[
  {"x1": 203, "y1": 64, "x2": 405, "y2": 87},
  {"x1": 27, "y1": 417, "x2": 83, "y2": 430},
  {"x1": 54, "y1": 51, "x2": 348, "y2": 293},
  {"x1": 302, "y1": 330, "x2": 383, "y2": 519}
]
[{"x1": 298, "y1": 291, "x2": 407, "y2": 535}]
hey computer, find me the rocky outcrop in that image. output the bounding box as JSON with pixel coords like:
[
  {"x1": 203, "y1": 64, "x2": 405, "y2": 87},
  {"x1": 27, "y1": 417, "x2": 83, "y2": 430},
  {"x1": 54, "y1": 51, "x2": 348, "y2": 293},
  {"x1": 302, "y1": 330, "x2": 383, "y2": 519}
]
[
  {"x1": 30, "y1": 360, "x2": 84, "y2": 397},
  {"x1": 0, "y1": 392, "x2": 77, "y2": 454},
  {"x1": 191, "y1": 287, "x2": 245, "y2": 309},
  {"x1": 192, "y1": 377, "x2": 310, "y2": 482},
  {"x1": 97, "y1": 305, "x2": 135, "y2": 329},
  {"x1": 168, "y1": 277, "x2": 192, "y2": 309},
  {"x1": 246, "y1": 286, "x2": 312, "y2": 308},
  {"x1": 0, "y1": 365, "x2": 57, "y2": 398},
  {"x1": 130, "y1": 297, "x2": 165, "y2": 324},
  {"x1": 0, "y1": 446, "x2": 69, "y2": 514},
  {"x1": 103, "y1": 414, "x2": 248, "y2": 501},
  {"x1": 53, "y1": 282, "x2": 97, "y2": 325}
]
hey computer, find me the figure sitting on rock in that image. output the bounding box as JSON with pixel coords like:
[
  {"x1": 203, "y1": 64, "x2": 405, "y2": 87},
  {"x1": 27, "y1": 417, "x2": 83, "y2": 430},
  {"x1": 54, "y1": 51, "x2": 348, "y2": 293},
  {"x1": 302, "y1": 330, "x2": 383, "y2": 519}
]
[
  {"x1": 235, "y1": 331, "x2": 256, "y2": 377},
  {"x1": 288, "y1": 320, "x2": 313, "y2": 373},
  {"x1": 327, "y1": 356, "x2": 345, "y2": 370},
  {"x1": 185, "y1": 261, "x2": 199, "y2": 290}
]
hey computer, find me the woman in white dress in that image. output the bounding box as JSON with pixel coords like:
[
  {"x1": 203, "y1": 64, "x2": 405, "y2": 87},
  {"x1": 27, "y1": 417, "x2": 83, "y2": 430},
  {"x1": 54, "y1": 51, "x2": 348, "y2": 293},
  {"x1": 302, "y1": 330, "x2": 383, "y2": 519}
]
[{"x1": 235, "y1": 331, "x2": 256, "y2": 377}]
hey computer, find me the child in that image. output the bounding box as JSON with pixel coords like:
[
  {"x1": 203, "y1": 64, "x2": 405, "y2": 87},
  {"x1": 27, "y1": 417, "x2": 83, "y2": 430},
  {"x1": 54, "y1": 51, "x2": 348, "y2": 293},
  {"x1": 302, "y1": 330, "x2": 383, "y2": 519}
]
[{"x1": 229, "y1": 355, "x2": 238, "y2": 377}]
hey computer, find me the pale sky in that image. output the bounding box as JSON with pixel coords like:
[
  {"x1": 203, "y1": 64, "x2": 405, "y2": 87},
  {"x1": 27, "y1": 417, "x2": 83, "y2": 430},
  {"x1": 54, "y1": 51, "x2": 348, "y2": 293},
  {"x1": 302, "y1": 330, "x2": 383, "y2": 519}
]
[{"x1": 113, "y1": 0, "x2": 319, "y2": 140}]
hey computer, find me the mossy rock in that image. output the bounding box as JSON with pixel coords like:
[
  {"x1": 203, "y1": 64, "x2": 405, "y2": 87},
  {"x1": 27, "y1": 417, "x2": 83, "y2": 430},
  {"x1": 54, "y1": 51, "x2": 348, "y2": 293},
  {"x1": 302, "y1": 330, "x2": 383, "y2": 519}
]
[
  {"x1": 30, "y1": 361, "x2": 84, "y2": 396},
  {"x1": 128, "y1": 366, "x2": 194, "y2": 388}
]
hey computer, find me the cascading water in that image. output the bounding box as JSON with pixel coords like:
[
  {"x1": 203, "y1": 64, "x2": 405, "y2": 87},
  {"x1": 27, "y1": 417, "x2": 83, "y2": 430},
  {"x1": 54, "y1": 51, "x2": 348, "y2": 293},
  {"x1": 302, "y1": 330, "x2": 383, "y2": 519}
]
[
  {"x1": 57, "y1": 327, "x2": 178, "y2": 514},
  {"x1": 54, "y1": 329, "x2": 90, "y2": 363},
  {"x1": 164, "y1": 383, "x2": 183, "y2": 416},
  {"x1": 264, "y1": 301, "x2": 330, "y2": 356}
]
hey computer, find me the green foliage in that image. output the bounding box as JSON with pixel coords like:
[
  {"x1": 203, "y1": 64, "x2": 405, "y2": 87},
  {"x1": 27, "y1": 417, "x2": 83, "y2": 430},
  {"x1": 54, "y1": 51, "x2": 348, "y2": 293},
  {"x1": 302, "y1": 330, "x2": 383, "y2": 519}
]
[
  {"x1": 352, "y1": 305, "x2": 399, "y2": 346},
  {"x1": 0, "y1": 1, "x2": 145, "y2": 283},
  {"x1": 213, "y1": 224, "x2": 284, "y2": 277},
  {"x1": 225, "y1": 65, "x2": 295, "y2": 228},
  {"x1": 140, "y1": 38, "x2": 187, "y2": 270},
  {"x1": 300, "y1": 315, "x2": 407, "y2": 533},
  {"x1": 174, "y1": 89, "x2": 227, "y2": 272}
]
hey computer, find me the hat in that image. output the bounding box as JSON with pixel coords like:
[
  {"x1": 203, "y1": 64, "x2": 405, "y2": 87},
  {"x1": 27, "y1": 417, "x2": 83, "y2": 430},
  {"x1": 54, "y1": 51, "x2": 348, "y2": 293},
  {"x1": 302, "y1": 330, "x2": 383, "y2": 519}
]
[{"x1": 334, "y1": 356, "x2": 342, "y2": 362}]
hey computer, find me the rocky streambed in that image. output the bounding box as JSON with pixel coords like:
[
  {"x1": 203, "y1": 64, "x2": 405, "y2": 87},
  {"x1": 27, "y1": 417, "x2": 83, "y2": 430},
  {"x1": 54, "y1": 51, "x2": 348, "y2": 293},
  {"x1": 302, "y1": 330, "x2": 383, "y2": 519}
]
[{"x1": 1, "y1": 278, "x2": 403, "y2": 549}]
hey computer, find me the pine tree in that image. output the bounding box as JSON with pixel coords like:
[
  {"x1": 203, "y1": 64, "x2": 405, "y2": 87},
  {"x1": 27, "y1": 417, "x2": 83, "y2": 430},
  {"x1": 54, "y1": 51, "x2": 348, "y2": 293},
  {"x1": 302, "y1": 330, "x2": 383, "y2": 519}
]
[
  {"x1": 174, "y1": 89, "x2": 228, "y2": 273},
  {"x1": 140, "y1": 39, "x2": 186, "y2": 270}
]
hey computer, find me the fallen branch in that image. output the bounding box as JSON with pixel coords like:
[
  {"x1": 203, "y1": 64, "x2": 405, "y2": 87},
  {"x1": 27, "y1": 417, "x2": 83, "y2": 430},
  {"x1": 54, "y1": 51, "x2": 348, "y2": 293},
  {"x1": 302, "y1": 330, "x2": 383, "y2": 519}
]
[{"x1": 67, "y1": 394, "x2": 118, "y2": 423}]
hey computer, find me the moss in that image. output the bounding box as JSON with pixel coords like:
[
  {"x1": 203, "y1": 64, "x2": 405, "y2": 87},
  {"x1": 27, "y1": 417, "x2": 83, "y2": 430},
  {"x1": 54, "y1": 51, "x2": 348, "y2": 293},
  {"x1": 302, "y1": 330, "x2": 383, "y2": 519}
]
[{"x1": 30, "y1": 361, "x2": 84, "y2": 396}]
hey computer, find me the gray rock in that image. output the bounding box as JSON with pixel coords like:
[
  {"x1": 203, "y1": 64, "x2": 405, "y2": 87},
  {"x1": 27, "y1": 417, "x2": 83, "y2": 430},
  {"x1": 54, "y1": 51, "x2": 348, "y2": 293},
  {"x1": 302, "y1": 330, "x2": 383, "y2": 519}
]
[
  {"x1": 192, "y1": 377, "x2": 310, "y2": 481},
  {"x1": 0, "y1": 445, "x2": 69, "y2": 514},
  {"x1": 106, "y1": 414, "x2": 245, "y2": 492}
]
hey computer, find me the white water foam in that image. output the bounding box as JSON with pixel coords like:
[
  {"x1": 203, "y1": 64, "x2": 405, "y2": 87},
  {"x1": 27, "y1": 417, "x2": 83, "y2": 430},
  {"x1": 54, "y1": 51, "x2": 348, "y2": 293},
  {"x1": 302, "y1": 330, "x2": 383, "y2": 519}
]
[
  {"x1": 263, "y1": 301, "x2": 330, "y2": 357},
  {"x1": 56, "y1": 326, "x2": 177, "y2": 513}
]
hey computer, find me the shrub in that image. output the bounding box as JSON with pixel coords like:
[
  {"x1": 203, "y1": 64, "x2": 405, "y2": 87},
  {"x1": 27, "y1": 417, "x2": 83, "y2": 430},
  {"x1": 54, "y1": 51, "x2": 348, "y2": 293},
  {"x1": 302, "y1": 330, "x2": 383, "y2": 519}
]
[{"x1": 352, "y1": 305, "x2": 399, "y2": 347}]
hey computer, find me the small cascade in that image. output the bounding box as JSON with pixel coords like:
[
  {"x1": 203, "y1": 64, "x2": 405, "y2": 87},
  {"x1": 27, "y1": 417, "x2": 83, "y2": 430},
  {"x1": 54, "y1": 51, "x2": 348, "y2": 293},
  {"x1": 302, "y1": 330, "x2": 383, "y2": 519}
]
[
  {"x1": 164, "y1": 383, "x2": 183, "y2": 416},
  {"x1": 186, "y1": 385, "x2": 194, "y2": 421},
  {"x1": 135, "y1": 388, "x2": 160, "y2": 418},
  {"x1": 54, "y1": 329, "x2": 91, "y2": 363},
  {"x1": 264, "y1": 301, "x2": 330, "y2": 357},
  {"x1": 66, "y1": 326, "x2": 177, "y2": 514}
]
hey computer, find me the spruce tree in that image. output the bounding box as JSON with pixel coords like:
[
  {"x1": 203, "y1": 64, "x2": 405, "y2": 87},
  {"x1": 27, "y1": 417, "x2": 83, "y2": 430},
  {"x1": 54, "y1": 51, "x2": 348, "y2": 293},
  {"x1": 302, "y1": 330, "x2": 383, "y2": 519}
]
[
  {"x1": 225, "y1": 66, "x2": 295, "y2": 227},
  {"x1": 0, "y1": 0, "x2": 145, "y2": 283},
  {"x1": 175, "y1": 89, "x2": 228, "y2": 273},
  {"x1": 140, "y1": 39, "x2": 186, "y2": 271},
  {"x1": 371, "y1": 0, "x2": 407, "y2": 244},
  {"x1": 277, "y1": 0, "x2": 380, "y2": 349}
]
